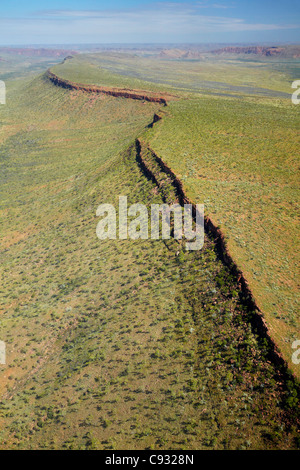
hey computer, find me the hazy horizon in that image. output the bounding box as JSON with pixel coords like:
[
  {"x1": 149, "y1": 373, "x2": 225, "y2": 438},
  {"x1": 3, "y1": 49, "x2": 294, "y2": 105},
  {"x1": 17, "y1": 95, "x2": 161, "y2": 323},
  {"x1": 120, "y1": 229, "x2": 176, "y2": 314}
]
[{"x1": 1, "y1": 42, "x2": 299, "y2": 48}]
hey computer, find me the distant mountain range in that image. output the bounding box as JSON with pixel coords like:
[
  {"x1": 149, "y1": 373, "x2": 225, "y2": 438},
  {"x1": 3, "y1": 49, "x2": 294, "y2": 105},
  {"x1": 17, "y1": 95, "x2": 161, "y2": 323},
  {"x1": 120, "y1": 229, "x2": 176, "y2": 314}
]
[
  {"x1": 156, "y1": 45, "x2": 300, "y2": 60},
  {"x1": 211, "y1": 46, "x2": 300, "y2": 58},
  {"x1": 0, "y1": 47, "x2": 78, "y2": 57},
  {"x1": 1, "y1": 45, "x2": 300, "y2": 61}
]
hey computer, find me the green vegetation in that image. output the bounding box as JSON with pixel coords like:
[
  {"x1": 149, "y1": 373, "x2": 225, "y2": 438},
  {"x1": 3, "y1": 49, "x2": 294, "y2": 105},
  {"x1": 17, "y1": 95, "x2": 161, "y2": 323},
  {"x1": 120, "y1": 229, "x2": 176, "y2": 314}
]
[
  {"x1": 51, "y1": 54, "x2": 169, "y2": 94},
  {"x1": 0, "y1": 52, "x2": 299, "y2": 449}
]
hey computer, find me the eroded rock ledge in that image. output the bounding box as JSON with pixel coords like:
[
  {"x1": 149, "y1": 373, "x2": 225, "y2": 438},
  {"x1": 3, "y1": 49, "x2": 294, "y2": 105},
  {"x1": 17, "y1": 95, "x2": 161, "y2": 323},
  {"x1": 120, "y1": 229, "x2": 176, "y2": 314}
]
[{"x1": 46, "y1": 70, "x2": 171, "y2": 106}]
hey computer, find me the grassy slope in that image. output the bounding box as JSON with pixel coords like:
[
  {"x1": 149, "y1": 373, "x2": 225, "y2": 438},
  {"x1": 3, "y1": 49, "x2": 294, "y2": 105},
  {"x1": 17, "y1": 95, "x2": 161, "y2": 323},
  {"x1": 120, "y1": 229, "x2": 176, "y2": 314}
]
[
  {"x1": 53, "y1": 53, "x2": 297, "y2": 96},
  {"x1": 51, "y1": 55, "x2": 168, "y2": 94},
  {"x1": 0, "y1": 62, "x2": 299, "y2": 449}
]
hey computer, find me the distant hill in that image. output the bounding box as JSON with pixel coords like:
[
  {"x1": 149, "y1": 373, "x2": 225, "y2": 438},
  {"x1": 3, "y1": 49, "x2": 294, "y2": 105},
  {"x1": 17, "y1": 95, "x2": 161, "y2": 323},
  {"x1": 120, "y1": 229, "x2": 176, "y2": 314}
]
[
  {"x1": 158, "y1": 49, "x2": 204, "y2": 59},
  {"x1": 158, "y1": 45, "x2": 300, "y2": 60},
  {"x1": 211, "y1": 46, "x2": 300, "y2": 58},
  {"x1": 0, "y1": 47, "x2": 78, "y2": 58}
]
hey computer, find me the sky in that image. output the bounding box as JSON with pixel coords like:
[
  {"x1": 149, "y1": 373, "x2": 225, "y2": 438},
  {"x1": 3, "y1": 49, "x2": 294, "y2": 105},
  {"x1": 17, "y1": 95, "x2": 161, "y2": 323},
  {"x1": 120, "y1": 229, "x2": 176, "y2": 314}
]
[{"x1": 0, "y1": 0, "x2": 299, "y2": 45}]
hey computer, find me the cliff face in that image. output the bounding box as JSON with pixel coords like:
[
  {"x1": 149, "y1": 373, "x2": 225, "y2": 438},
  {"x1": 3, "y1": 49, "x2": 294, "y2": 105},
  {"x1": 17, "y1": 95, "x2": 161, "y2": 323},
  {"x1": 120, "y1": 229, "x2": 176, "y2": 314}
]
[{"x1": 46, "y1": 70, "x2": 170, "y2": 106}]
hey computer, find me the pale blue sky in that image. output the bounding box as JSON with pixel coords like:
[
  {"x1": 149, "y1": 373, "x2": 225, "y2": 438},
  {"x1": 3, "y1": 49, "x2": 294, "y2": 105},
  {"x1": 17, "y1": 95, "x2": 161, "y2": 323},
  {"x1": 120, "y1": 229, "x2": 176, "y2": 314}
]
[{"x1": 0, "y1": 1, "x2": 299, "y2": 45}]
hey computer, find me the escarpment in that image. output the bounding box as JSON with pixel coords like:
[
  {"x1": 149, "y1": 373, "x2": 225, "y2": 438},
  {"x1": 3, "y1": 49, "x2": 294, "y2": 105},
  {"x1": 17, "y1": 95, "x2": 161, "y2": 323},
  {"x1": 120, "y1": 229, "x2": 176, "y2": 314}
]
[
  {"x1": 46, "y1": 70, "x2": 171, "y2": 105},
  {"x1": 136, "y1": 136, "x2": 293, "y2": 379},
  {"x1": 45, "y1": 65, "x2": 298, "y2": 383}
]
